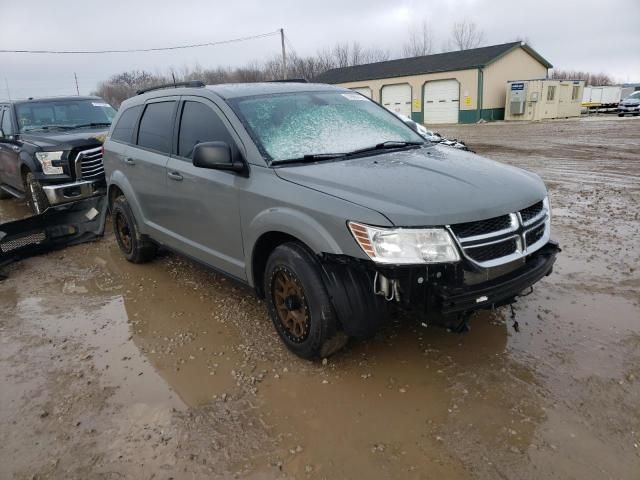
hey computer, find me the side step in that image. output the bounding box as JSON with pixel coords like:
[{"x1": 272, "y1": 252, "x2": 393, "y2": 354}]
[{"x1": 0, "y1": 184, "x2": 25, "y2": 200}]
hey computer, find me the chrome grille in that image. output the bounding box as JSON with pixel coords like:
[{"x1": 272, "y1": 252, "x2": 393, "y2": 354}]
[
  {"x1": 448, "y1": 198, "x2": 551, "y2": 268},
  {"x1": 74, "y1": 147, "x2": 104, "y2": 181}
]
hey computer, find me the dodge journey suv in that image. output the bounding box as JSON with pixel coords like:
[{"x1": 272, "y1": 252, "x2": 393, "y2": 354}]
[{"x1": 103, "y1": 81, "x2": 559, "y2": 359}]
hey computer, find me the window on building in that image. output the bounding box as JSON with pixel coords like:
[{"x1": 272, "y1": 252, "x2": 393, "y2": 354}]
[
  {"x1": 177, "y1": 101, "x2": 234, "y2": 158},
  {"x1": 137, "y1": 102, "x2": 176, "y2": 154},
  {"x1": 111, "y1": 105, "x2": 142, "y2": 144},
  {"x1": 547, "y1": 86, "x2": 556, "y2": 101},
  {"x1": 571, "y1": 86, "x2": 580, "y2": 101}
]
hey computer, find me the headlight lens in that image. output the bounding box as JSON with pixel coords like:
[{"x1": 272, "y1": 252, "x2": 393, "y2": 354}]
[
  {"x1": 348, "y1": 222, "x2": 460, "y2": 264},
  {"x1": 35, "y1": 151, "x2": 64, "y2": 175}
]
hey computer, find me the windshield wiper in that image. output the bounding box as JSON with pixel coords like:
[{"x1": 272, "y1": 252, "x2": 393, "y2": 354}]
[
  {"x1": 69, "y1": 122, "x2": 112, "y2": 129},
  {"x1": 347, "y1": 140, "x2": 424, "y2": 156},
  {"x1": 22, "y1": 125, "x2": 76, "y2": 132},
  {"x1": 272, "y1": 152, "x2": 347, "y2": 165},
  {"x1": 272, "y1": 141, "x2": 424, "y2": 166}
]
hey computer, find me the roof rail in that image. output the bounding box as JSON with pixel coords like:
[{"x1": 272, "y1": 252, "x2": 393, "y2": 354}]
[
  {"x1": 268, "y1": 79, "x2": 308, "y2": 83},
  {"x1": 136, "y1": 80, "x2": 205, "y2": 95}
]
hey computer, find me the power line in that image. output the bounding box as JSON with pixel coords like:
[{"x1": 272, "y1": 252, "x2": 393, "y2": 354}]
[{"x1": 0, "y1": 30, "x2": 280, "y2": 54}]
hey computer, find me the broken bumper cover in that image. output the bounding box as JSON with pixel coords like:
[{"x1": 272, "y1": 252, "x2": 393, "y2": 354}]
[
  {"x1": 0, "y1": 195, "x2": 107, "y2": 272},
  {"x1": 435, "y1": 241, "x2": 560, "y2": 315},
  {"x1": 42, "y1": 179, "x2": 105, "y2": 206}
]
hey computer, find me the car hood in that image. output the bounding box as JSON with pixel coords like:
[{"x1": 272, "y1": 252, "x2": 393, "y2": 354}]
[
  {"x1": 620, "y1": 98, "x2": 640, "y2": 106},
  {"x1": 275, "y1": 145, "x2": 547, "y2": 226},
  {"x1": 20, "y1": 128, "x2": 108, "y2": 150}
]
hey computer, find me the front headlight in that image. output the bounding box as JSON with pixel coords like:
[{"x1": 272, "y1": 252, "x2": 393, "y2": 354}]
[
  {"x1": 35, "y1": 151, "x2": 64, "y2": 175},
  {"x1": 348, "y1": 222, "x2": 460, "y2": 264}
]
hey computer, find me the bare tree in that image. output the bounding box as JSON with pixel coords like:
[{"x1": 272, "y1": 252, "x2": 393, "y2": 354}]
[
  {"x1": 403, "y1": 20, "x2": 434, "y2": 57},
  {"x1": 450, "y1": 20, "x2": 486, "y2": 51},
  {"x1": 550, "y1": 69, "x2": 613, "y2": 86}
]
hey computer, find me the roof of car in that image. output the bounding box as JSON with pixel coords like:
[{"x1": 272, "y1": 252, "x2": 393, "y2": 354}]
[
  {"x1": 11, "y1": 96, "x2": 103, "y2": 105},
  {"x1": 205, "y1": 82, "x2": 346, "y2": 99}
]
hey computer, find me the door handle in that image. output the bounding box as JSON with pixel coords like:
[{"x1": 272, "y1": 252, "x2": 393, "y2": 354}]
[
  {"x1": 123, "y1": 157, "x2": 135, "y2": 165},
  {"x1": 167, "y1": 171, "x2": 183, "y2": 181}
]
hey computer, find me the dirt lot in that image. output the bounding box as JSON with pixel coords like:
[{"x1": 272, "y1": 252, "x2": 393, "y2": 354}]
[{"x1": 1, "y1": 116, "x2": 639, "y2": 480}]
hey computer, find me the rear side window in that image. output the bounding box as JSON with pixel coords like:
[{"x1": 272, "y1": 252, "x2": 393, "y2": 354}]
[
  {"x1": 178, "y1": 101, "x2": 234, "y2": 158},
  {"x1": 137, "y1": 101, "x2": 176, "y2": 154},
  {"x1": 111, "y1": 105, "x2": 142, "y2": 144}
]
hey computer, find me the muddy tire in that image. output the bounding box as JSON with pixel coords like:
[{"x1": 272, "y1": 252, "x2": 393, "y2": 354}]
[
  {"x1": 264, "y1": 242, "x2": 347, "y2": 360},
  {"x1": 24, "y1": 172, "x2": 50, "y2": 214},
  {"x1": 111, "y1": 195, "x2": 157, "y2": 263}
]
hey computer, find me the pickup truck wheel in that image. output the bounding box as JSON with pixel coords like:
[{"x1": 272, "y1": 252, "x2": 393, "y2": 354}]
[
  {"x1": 111, "y1": 196, "x2": 158, "y2": 263},
  {"x1": 265, "y1": 242, "x2": 346, "y2": 359},
  {"x1": 24, "y1": 172, "x2": 50, "y2": 214}
]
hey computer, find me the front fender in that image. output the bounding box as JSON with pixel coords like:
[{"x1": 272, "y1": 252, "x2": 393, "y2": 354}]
[
  {"x1": 107, "y1": 170, "x2": 147, "y2": 234},
  {"x1": 245, "y1": 207, "x2": 346, "y2": 287}
]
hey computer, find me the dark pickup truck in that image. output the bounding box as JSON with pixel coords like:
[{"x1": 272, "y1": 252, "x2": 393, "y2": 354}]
[{"x1": 0, "y1": 96, "x2": 116, "y2": 214}]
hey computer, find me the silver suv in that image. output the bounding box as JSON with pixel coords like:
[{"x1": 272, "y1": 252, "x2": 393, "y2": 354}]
[{"x1": 103, "y1": 81, "x2": 559, "y2": 359}]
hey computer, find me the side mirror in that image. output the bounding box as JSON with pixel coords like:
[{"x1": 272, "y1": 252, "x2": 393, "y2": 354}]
[{"x1": 193, "y1": 141, "x2": 245, "y2": 173}]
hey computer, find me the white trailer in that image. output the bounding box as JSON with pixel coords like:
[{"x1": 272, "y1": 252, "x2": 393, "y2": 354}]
[{"x1": 582, "y1": 86, "x2": 622, "y2": 107}]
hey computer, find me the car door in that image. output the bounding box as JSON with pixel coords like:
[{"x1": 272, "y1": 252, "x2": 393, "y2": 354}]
[
  {"x1": 161, "y1": 97, "x2": 246, "y2": 280},
  {"x1": 0, "y1": 105, "x2": 22, "y2": 189},
  {"x1": 127, "y1": 97, "x2": 179, "y2": 234}
]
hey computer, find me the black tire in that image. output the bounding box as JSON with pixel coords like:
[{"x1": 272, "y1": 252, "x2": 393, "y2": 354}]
[
  {"x1": 618, "y1": 113, "x2": 624, "y2": 117},
  {"x1": 24, "y1": 172, "x2": 50, "y2": 214},
  {"x1": 264, "y1": 242, "x2": 347, "y2": 359},
  {"x1": 111, "y1": 195, "x2": 158, "y2": 263}
]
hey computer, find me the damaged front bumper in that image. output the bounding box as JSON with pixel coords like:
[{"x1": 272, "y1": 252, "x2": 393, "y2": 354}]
[
  {"x1": 375, "y1": 241, "x2": 560, "y2": 317},
  {"x1": 319, "y1": 241, "x2": 560, "y2": 337}
]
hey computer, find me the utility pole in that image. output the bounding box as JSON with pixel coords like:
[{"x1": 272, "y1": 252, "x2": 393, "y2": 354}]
[
  {"x1": 74, "y1": 72, "x2": 80, "y2": 95},
  {"x1": 4, "y1": 77, "x2": 10, "y2": 101},
  {"x1": 280, "y1": 28, "x2": 287, "y2": 80}
]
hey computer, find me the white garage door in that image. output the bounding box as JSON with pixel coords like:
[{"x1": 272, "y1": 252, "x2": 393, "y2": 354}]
[
  {"x1": 424, "y1": 80, "x2": 459, "y2": 124},
  {"x1": 351, "y1": 87, "x2": 372, "y2": 99},
  {"x1": 381, "y1": 84, "x2": 412, "y2": 118}
]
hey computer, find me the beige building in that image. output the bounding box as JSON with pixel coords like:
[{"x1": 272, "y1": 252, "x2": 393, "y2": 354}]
[
  {"x1": 504, "y1": 79, "x2": 585, "y2": 121},
  {"x1": 315, "y1": 42, "x2": 552, "y2": 124}
]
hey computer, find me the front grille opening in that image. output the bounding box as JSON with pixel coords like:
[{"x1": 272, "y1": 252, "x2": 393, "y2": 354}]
[
  {"x1": 525, "y1": 223, "x2": 545, "y2": 247},
  {"x1": 450, "y1": 214, "x2": 512, "y2": 239},
  {"x1": 520, "y1": 201, "x2": 544, "y2": 223},
  {"x1": 465, "y1": 238, "x2": 518, "y2": 262},
  {"x1": 74, "y1": 147, "x2": 105, "y2": 181}
]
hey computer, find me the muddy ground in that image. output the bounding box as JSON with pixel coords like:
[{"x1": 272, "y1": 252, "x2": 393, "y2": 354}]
[{"x1": 1, "y1": 116, "x2": 639, "y2": 480}]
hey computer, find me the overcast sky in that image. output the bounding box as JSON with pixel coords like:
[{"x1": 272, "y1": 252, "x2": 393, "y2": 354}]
[{"x1": 1, "y1": 0, "x2": 639, "y2": 99}]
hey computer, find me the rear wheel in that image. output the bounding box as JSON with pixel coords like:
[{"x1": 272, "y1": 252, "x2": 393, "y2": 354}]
[
  {"x1": 24, "y1": 172, "x2": 49, "y2": 214},
  {"x1": 264, "y1": 242, "x2": 347, "y2": 359},
  {"x1": 111, "y1": 195, "x2": 157, "y2": 263}
]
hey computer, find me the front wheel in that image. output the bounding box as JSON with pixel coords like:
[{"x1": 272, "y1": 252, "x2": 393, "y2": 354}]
[
  {"x1": 264, "y1": 243, "x2": 347, "y2": 359},
  {"x1": 24, "y1": 172, "x2": 50, "y2": 214},
  {"x1": 111, "y1": 195, "x2": 158, "y2": 263}
]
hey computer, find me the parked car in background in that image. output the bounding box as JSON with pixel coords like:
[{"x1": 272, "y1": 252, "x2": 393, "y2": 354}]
[
  {"x1": 104, "y1": 81, "x2": 559, "y2": 359},
  {"x1": 0, "y1": 96, "x2": 116, "y2": 214},
  {"x1": 618, "y1": 91, "x2": 640, "y2": 117}
]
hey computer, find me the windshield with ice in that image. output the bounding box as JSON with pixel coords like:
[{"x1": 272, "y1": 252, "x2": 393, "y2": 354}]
[
  {"x1": 230, "y1": 91, "x2": 424, "y2": 163},
  {"x1": 16, "y1": 99, "x2": 116, "y2": 133}
]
